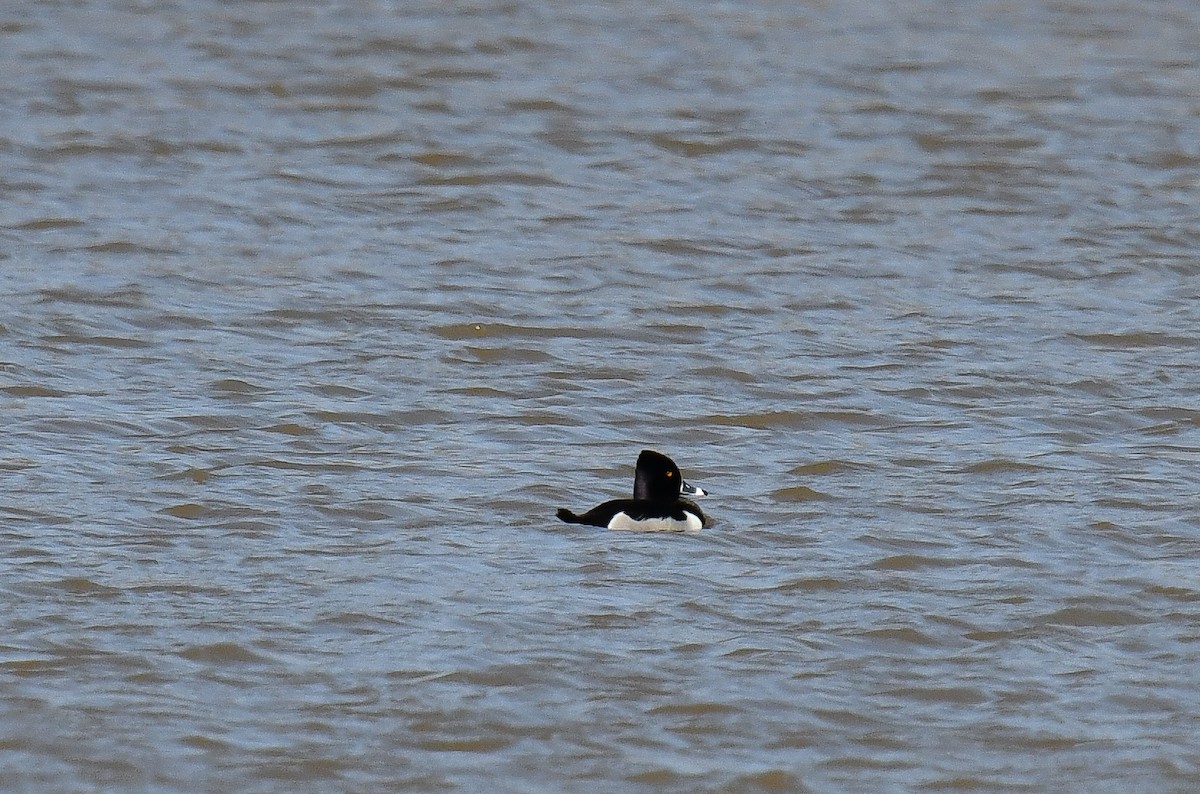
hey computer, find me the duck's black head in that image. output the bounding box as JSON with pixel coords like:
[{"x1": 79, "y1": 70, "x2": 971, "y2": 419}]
[{"x1": 633, "y1": 449, "x2": 707, "y2": 502}]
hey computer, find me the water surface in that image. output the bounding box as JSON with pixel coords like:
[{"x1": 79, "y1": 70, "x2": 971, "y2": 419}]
[{"x1": 3, "y1": 1, "x2": 1199, "y2": 791}]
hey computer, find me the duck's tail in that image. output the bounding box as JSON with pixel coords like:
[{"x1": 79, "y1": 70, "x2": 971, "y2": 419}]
[{"x1": 556, "y1": 508, "x2": 583, "y2": 524}]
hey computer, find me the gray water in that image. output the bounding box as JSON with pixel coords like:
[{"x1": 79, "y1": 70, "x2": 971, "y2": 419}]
[{"x1": 3, "y1": 1, "x2": 1199, "y2": 791}]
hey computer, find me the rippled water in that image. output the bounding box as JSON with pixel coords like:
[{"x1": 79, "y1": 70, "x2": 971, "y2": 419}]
[{"x1": 3, "y1": 0, "x2": 1199, "y2": 791}]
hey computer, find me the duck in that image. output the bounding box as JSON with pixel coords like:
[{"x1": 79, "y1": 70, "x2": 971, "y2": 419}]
[{"x1": 556, "y1": 449, "x2": 708, "y2": 531}]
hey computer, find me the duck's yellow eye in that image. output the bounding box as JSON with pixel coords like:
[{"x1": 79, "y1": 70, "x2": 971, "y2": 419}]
[{"x1": 666, "y1": 471, "x2": 674, "y2": 477}]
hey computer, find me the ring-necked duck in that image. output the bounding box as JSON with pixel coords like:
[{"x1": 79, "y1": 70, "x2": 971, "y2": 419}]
[{"x1": 556, "y1": 449, "x2": 708, "y2": 531}]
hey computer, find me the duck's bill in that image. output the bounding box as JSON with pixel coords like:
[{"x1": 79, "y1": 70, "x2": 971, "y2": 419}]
[{"x1": 681, "y1": 481, "x2": 707, "y2": 498}]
